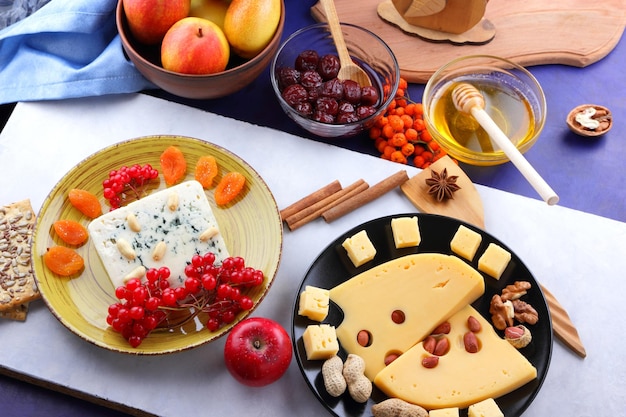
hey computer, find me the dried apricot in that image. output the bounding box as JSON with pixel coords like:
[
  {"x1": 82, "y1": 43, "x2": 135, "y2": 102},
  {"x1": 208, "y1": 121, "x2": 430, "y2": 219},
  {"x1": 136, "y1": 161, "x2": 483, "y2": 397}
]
[
  {"x1": 160, "y1": 146, "x2": 187, "y2": 186},
  {"x1": 214, "y1": 171, "x2": 246, "y2": 206},
  {"x1": 43, "y1": 246, "x2": 84, "y2": 276},
  {"x1": 53, "y1": 220, "x2": 89, "y2": 246},
  {"x1": 68, "y1": 189, "x2": 102, "y2": 219},
  {"x1": 195, "y1": 155, "x2": 219, "y2": 189}
]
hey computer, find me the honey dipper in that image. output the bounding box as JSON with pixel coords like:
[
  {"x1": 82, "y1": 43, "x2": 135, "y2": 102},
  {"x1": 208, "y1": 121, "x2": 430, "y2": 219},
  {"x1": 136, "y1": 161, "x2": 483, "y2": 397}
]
[{"x1": 452, "y1": 83, "x2": 559, "y2": 205}]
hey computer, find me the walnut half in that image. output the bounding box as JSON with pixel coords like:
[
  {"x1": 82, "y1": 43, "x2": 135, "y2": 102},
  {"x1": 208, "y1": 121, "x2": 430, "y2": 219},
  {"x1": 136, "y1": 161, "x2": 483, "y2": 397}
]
[
  {"x1": 489, "y1": 294, "x2": 514, "y2": 330},
  {"x1": 512, "y1": 299, "x2": 539, "y2": 325}
]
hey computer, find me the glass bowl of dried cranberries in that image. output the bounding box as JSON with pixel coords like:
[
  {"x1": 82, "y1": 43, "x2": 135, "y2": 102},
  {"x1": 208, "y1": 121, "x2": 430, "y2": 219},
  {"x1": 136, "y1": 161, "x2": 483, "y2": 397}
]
[{"x1": 270, "y1": 23, "x2": 400, "y2": 138}]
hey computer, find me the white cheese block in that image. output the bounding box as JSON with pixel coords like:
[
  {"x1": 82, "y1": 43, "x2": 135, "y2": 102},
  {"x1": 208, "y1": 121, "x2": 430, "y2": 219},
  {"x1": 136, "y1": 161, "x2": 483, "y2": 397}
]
[{"x1": 88, "y1": 180, "x2": 229, "y2": 289}]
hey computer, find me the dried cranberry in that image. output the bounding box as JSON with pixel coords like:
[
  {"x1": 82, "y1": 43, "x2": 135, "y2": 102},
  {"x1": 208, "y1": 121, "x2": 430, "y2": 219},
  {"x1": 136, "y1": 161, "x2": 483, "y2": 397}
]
[
  {"x1": 317, "y1": 54, "x2": 340, "y2": 80},
  {"x1": 276, "y1": 67, "x2": 300, "y2": 91},
  {"x1": 338, "y1": 101, "x2": 355, "y2": 114},
  {"x1": 360, "y1": 86, "x2": 380, "y2": 106},
  {"x1": 300, "y1": 70, "x2": 323, "y2": 90},
  {"x1": 295, "y1": 50, "x2": 319, "y2": 72},
  {"x1": 342, "y1": 80, "x2": 362, "y2": 104},
  {"x1": 356, "y1": 105, "x2": 376, "y2": 119},
  {"x1": 281, "y1": 84, "x2": 308, "y2": 107},
  {"x1": 320, "y1": 78, "x2": 344, "y2": 100},
  {"x1": 294, "y1": 102, "x2": 313, "y2": 116},
  {"x1": 316, "y1": 97, "x2": 339, "y2": 116},
  {"x1": 313, "y1": 110, "x2": 335, "y2": 124},
  {"x1": 337, "y1": 112, "x2": 359, "y2": 123}
]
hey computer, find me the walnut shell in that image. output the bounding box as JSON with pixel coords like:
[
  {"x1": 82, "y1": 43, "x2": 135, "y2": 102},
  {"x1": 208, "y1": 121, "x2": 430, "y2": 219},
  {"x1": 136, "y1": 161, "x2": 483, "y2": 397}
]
[{"x1": 566, "y1": 104, "x2": 612, "y2": 137}]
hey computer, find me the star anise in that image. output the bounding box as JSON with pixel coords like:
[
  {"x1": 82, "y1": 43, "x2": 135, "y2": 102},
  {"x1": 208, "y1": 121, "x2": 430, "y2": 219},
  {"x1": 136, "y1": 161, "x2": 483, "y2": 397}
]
[{"x1": 425, "y1": 168, "x2": 461, "y2": 202}]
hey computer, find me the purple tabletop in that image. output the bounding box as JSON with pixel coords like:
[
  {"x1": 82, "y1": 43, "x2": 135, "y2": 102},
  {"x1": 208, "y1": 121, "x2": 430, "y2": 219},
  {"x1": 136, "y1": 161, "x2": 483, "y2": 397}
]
[{"x1": 1, "y1": 1, "x2": 624, "y2": 416}]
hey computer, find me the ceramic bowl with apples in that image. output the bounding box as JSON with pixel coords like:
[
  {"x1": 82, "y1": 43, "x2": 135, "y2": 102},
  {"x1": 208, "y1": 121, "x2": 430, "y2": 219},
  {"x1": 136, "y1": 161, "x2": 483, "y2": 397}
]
[{"x1": 116, "y1": 0, "x2": 285, "y2": 99}]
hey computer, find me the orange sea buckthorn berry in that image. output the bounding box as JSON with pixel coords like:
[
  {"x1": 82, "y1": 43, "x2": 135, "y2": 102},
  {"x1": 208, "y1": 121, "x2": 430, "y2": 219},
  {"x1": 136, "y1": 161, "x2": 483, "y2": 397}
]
[
  {"x1": 388, "y1": 115, "x2": 404, "y2": 132},
  {"x1": 390, "y1": 132, "x2": 408, "y2": 148},
  {"x1": 382, "y1": 124, "x2": 395, "y2": 139},
  {"x1": 398, "y1": 77, "x2": 408, "y2": 90},
  {"x1": 390, "y1": 150, "x2": 407, "y2": 164},
  {"x1": 383, "y1": 145, "x2": 395, "y2": 159},
  {"x1": 413, "y1": 155, "x2": 425, "y2": 168},
  {"x1": 401, "y1": 115, "x2": 413, "y2": 129},
  {"x1": 376, "y1": 138, "x2": 388, "y2": 153},
  {"x1": 421, "y1": 129, "x2": 433, "y2": 142},
  {"x1": 413, "y1": 118, "x2": 426, "y2": 132},
  {"x1": 396, "y1": 98, "x2": 408, "y2": 108},
  {"x1": 404, "y1": 103, "x2": 416, "y2": 116},
  {"x1": 422, "y1": 151, "x2": 434, "y2": 162},
  {"x1": 401, "y1": 142, "x2": 415, "y2": 156},
  {"x1": 369, "y1": 126, "x2": 382, "y2": 140},
  {"x1": 405, "y1": 128, "x2": 418, "y2": 142}
]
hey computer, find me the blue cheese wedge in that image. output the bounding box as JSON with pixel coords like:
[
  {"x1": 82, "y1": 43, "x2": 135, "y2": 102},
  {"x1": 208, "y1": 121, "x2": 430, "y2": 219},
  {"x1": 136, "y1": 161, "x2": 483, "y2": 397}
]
[{"x1": 88, "y1": 180, "x2": 229, "y2": 289}]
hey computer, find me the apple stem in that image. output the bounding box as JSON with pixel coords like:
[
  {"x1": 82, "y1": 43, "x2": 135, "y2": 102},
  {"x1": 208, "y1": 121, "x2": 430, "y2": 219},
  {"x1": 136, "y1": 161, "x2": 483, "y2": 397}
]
[{"x1": 197, "y1": 27, "x2": 203, "y2": 38}]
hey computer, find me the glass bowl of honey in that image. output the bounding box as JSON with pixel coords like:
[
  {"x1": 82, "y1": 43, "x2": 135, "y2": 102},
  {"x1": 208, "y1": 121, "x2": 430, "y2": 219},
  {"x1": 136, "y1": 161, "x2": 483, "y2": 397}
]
[{"x1": 423, "y1": 55, "x2": 546, "y2": 166}]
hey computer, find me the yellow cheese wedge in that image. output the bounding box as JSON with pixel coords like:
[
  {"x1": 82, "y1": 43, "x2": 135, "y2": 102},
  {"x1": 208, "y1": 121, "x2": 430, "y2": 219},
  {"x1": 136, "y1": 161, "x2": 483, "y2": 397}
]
[
  {"x1": 478, "y1": 243, "x2": 511, "y2": 279},
  {"x1": 374, "y1": 305, "x2": 537, "y2": 410},
  {"x1": 450, "y1": 225, "x2": 482, "y2": 261},
  {"x1": 329, "y1": 253, "x2": 485, "y2": 380},
  {"x1": 302, "y1": 324, "x2": 340, "y2": 360},
  {"x1": 468, "y1": 398, "x2": 504, "y2": 417},
  {"x1": 391, "y1": 216, "x2": 421, "y2": 248},
  {"x1": 342, "y1": 230, "x2": 376, "y2": 267},
  {"x1": 298, "y1": 285, "x2": 330, "y2": 322},
  {"x1": 429, "y1": 407, "x2": 460, "y2": 417}
]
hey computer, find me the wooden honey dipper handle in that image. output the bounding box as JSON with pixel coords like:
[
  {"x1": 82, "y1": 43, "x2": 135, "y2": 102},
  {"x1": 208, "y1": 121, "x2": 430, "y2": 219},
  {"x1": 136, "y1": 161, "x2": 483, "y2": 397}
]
[{"x1": 451, "y1": 83, "x2": 559, "y2": 206}]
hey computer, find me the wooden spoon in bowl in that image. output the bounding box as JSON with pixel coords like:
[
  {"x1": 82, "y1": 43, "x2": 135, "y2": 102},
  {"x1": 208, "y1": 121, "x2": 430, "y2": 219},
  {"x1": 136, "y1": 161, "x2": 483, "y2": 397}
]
[{"x1": 319, "y1": 0, "x2": 372, "y2": 87}]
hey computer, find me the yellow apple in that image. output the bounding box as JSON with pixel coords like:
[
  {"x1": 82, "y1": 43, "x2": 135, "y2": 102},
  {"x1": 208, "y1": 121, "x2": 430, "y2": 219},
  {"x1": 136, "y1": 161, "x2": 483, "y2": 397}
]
[
  {"x1": 161, "y1": 17, "x2": 230, "y2": 75},
  {"x1": 123, "y1": 0, "x2": 191, "y2": 45},
  {"x1": 189, "y1": 0, "x2": 231, "y2": 30},
  {"x1": 223, "y1": 0, "x2": 281, "y2": 59}
]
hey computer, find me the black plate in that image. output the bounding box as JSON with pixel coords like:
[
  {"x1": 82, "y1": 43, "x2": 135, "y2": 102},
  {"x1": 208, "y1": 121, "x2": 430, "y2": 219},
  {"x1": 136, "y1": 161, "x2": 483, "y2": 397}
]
[{"x1": 292, "y1": 213, "x2": 552, "y2": 417}]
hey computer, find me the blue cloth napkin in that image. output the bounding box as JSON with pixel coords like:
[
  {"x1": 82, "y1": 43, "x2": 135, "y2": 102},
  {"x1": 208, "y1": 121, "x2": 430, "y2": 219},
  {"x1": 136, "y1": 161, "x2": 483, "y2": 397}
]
[{"x1": 0, "y1": 0, "x2": 155, "y2": 105}]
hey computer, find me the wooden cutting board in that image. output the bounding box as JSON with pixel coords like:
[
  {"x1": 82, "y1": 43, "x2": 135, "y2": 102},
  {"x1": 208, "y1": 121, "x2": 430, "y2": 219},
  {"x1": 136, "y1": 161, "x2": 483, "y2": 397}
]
[{"x1": 311, "y1": 0, "x2": 626, "y2": 83}]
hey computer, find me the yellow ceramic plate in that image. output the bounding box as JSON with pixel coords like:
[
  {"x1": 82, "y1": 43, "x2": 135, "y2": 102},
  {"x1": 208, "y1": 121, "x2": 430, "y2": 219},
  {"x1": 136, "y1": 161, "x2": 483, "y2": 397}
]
[{"x1": 32, "y1": 136, "x2": 283, "y2": 354}]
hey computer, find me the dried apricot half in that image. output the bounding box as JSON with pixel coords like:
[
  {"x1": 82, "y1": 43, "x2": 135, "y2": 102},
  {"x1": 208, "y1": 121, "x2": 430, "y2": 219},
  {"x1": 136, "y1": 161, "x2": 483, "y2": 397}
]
[
  {"x1": 43, "y1": 246, "x2": 84, "y2": 276},
  {"x1": 68, "y1": 188, "x2": 102, "y2": 219},
  {"x1": 160, "y1": 146, "x2": 187, "y2": 186},
  {"x1": 53, "y1": 220, "x2": 89, "y2": 246},
  {"x1": 195, "y1": 155, "x2": 219, "y2": 189},
  {"x1": 215, "y1": 171, "x2": 246, "y2": 206}
]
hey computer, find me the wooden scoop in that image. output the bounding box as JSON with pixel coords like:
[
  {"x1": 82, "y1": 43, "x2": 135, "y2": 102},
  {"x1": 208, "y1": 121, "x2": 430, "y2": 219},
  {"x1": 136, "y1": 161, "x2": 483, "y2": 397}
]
[
  {"x1": 319, "y1": 0, "x2": 372, "y2": 87},
  {"x1": 401, "y1": 155, "x2": 586, "y2": 358},
  {"x1": 452, "y1": 83, "x2": 559, "y2": 206}
]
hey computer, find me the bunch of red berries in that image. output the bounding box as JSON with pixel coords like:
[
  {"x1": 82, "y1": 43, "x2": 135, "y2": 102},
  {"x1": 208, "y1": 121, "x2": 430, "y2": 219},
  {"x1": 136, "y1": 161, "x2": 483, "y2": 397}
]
[
  {"x1": 106, "y1": 252, "x2": 264, "y2": 347},
  {"x1": 102, "y1": 164, "x2": 159, "y2": 209}
]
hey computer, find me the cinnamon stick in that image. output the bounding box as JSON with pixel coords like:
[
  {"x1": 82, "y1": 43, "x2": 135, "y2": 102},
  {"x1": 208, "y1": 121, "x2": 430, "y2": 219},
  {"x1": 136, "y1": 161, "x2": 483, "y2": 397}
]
[
  {"x1": 286, "y1": 180, "x2": 368, "y2": 231},
  {"x1": 279, "y1": 180, "x2": 342, "y2": 221},
  {"x1": 322, "y1": 170, "x2": 409, "y2": 223}
]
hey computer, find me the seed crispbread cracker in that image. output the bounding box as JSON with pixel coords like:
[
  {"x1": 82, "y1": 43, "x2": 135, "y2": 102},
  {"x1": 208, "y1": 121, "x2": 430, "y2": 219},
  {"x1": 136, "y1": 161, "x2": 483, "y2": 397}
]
[{"x1": 0, "y1": 199, "x2": 40, "y2": 314}]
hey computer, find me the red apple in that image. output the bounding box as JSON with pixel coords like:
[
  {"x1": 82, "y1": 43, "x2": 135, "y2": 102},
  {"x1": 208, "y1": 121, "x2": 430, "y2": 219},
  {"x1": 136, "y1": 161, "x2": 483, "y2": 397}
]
[
  {"x1": 161, "y1": 17, "x2": 230, "y2": 75},
  {"x1": 224, "y1": 317, "x2": 293, "y2": 387},
  {"x1": 123, "y1": 0, "x2": 191, "y2": 45}
]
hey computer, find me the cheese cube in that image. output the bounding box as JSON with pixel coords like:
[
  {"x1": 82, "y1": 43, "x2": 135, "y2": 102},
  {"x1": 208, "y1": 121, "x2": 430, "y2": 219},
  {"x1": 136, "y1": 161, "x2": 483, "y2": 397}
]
[
  {"x1": 478, "y1": 243, "x2": 511, "y2": 279},
  {"x1": 298, "y1": 285, "x2": 330, "y2": 321},
  {"x1": 88, "y1": 181, "x2": 229, "y2": 289},
  {"x1": 342, "y1": 230, "x2": 376, "y2": 267},
  {"x1": 468, "y1": 398, "x2": 504, "y2": 417},
  {"x1": 302, "y1": 324, "x2": 339, "y2": 360},
  {"x1": 429, "y1": 408, "x2": 460, "y2": 417},
  {"x1": 450, "y1": 225, "x2": 482, "y2": 261},
  {"x1": 391, "y1": 216, "x2": 421, "y2": 248}
]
